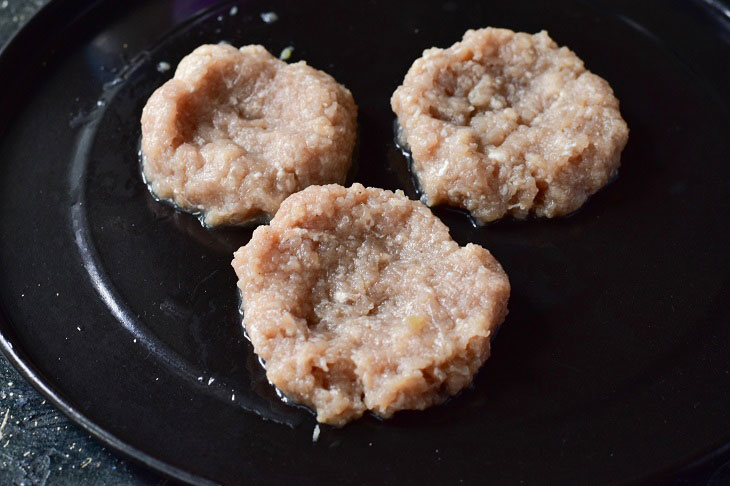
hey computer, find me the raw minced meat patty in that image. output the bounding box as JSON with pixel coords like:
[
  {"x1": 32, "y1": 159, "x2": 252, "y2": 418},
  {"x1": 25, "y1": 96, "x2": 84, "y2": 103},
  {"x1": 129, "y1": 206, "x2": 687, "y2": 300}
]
[
  {"x1": 141, "y1": 44, "x2": 357, "y2": 226},
  {"x1": 391, "y1": 27, "x2": 629, "y2": 224},
  {"x1": 231, "y1": 184, "x2": 510, "y2": 425}
]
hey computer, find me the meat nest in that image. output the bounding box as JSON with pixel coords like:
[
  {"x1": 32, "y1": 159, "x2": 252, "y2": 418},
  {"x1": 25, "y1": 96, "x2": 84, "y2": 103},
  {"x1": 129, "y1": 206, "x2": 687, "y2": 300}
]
[
  {"x1": 141, "y1": 44, "x2": 357, "y2": 226},
  {"x1": 391, "y1": 27, "x2": 629, "y2": 224},
  {"x1": 231, "y1": 184, "x2": 510, "y2": 425}
]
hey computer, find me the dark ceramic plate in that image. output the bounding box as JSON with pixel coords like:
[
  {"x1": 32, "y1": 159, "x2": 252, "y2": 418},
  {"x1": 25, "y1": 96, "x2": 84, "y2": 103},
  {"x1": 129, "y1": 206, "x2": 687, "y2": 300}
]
[{"x1": 1, "y1": 0, "x2": 729, "y2": 484}]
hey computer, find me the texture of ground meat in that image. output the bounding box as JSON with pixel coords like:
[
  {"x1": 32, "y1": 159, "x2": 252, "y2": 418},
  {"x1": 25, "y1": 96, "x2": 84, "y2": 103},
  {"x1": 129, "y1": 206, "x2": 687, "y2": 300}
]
[
  {"x1": 232, "y1": 184, "x2": 510, "y2": 425},
  {"x1": 141, "y1": 44, "x2": 357, "y2": 226},
  {"x1": 392, "y1": 28, "x2": 629, "y2": 223}
]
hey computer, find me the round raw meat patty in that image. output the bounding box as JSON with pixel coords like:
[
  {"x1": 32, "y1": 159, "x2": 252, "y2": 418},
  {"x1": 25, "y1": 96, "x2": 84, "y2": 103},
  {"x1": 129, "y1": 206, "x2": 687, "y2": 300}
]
[
  {"x1": 231, "y1": 184, "x2": 510, "y2": 425},
  {"x1": 391, "y1": 27, "x2": 629, "y2": 224},
  {"x1": 141, "y1": 44, "x2": 357, "y2": 226}
]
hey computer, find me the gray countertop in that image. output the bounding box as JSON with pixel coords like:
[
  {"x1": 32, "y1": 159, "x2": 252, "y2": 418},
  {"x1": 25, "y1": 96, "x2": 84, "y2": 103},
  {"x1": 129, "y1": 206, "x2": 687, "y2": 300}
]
[{"x1": 0, "y1": 2, "x2": 167, "y2": 484}]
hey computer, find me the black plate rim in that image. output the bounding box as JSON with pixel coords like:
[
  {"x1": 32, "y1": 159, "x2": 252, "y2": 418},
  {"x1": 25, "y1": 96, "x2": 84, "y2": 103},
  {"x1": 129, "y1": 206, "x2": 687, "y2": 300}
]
[
  {"x1": 0, "y1": 0, "x2": 729, "y2": 484},
  {"x1": 0, "y1": 331, "x2": 213, "y2": 485},
  {"x1": 0, "y1": 0, "x2": 216, "y2": 484}
]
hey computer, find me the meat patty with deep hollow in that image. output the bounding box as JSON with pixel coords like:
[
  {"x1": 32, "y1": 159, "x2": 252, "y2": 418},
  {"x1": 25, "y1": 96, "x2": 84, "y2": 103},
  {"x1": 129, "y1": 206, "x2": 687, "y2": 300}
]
[
  {"x1": 141, "y1": 44, "x2": 357, "y2": 226},
  {"x1": 392, "y1": 27, "x2": 629, "y2": 224},
  {"x1": 232, "y1": 183, "x2": 510, "y2": 425}
]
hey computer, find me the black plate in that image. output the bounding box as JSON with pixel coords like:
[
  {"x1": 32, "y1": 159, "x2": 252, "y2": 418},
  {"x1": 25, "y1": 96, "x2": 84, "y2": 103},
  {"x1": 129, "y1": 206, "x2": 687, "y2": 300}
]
[{"x1": 1, "y1": 0, "x2": 729, "y2": 484}]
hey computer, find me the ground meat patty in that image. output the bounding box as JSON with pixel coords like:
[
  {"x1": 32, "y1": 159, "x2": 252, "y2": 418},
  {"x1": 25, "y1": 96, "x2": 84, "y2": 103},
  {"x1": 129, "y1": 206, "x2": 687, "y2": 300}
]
[
  {"x1": 391, "y1": 28, "x2": 629, "y2": 224},
  {"x1": 141, "y1": 44, "x2": 357, "y2": 226},
  {"x1": 231, "y1": 184, "x2": 510, "y2": 425}
]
